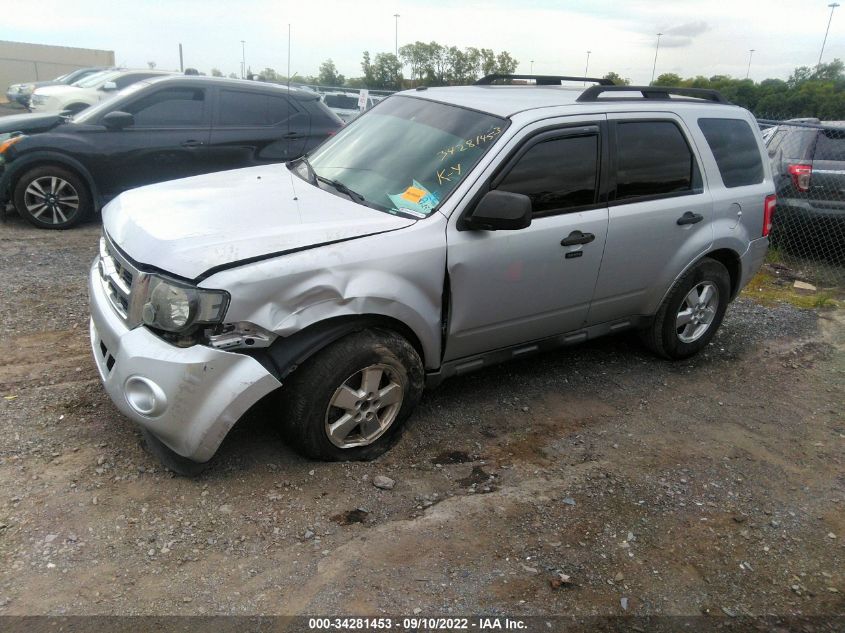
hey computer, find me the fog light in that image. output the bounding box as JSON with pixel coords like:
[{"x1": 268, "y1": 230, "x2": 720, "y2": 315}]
[{"x1": 124, "y1": 376, "x2": 167, "y2": 417}]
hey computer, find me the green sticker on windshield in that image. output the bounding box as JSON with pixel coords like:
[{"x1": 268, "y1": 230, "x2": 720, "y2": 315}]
[{"x1": 388, "y1": 180, "x2": 440, "y2": 217}]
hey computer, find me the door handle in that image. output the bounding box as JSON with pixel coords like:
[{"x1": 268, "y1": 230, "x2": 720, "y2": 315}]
[
  {"x1": 677, "y1": 211, "x2": 704, "y2": 225},
  {"x1": 181, "y1": 140, "x2": 204, "y2": 148},
  {"x1": 560, "y1": 230, "x2": 596, "y2": 246},
  {"x1": 282, "y1": 132, "x2": 303, "y2": 139}
]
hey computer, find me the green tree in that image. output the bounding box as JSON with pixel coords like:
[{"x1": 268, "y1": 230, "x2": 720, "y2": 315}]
[
  {"x1": 210, "y1": 68, "x2": 223, "y2": 77},
  {"x1": 495, "y1": 51, "x2": 518, "y2": 74},
  {"x1": 652, "y1": 73, "x2": 682, "y2": 86},
  {"x1": 602, "y1": 71, "x2": 630, "y2": 85},
  {"x1": 317, "y1": 59, "x2": 345, "y2": 86},
  {"x1": 372, "y1": 53, "x2": 403, "y2": 90}
]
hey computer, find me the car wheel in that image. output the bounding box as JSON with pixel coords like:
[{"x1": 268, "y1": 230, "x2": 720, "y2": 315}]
[
  {"x1": 281, "y1": 329, "x2": 424, "y2": 461},
  {"x1": 640, "y1": 257, "x2": 731, "y2": 360},
  {"x1": 13, "y1": 165, "x2": 93, "y2": 229}
]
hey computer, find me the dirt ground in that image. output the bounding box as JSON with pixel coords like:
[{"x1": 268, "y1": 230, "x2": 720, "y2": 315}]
[{"x1": 0, "y1": 211, "x2": 843, "y2": 623}]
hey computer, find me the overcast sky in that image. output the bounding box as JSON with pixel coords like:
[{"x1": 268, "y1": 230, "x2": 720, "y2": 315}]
[{"x1": 4, "y1": 0, "x2": 843, "y2": 84}]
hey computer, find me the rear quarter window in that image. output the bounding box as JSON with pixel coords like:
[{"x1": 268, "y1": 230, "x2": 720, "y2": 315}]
[
  {"x1": 813, "y1": 128, "x2": 845, "y2": 161},
  {"x1": 698, "y1": 118, "x2": 764, "y2": 188}
]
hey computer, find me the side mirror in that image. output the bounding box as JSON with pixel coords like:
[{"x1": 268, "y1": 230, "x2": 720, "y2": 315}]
[
  {"x1": 464, "y1": 190, "x2": 532, "y2": 231},
  {"x1": 101, "y1": 81, "x2": 118, "y2": 91},
  {"x1": 102, "y1": 111, "x2": 134, "y2": 130}
]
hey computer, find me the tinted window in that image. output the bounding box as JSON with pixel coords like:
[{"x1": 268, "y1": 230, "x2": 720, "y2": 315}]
[
  {"x1": 615, "y1": 121, "x2": 698, "y2": 200},
  {"x1": 124, "y1": 87, "x2": 205, "y2": 127},
  {"x1": 114, "y1": 73, "x2": 156, "y2": 89},
  {"x1": 497, "y1": 134, "x2": 599, "y2": 213},
  {"x1": 813, "y1": 128, "x2": 845, "y2": 161},
  {"x1": 218, "y1": 90, "x2": 294, "y2": 126},
  {"x1": 698, "y1": 118, "x2": 764, "y2": 188},
  {"x1": 324, "y1": 94, "x2": 359, "y2": 109}
]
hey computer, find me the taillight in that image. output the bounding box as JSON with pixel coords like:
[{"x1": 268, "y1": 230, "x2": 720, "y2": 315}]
[
  {"x1": 787, "y1": 163, "x2": 812, "y2": 192},
  {"x1": 763, "y1": 194, "x2": 776, "y2": 237}
]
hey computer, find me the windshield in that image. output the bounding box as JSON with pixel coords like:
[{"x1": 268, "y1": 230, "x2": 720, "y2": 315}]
[
  {"x1": 304, "y1": 95, "x2": 506, "y2": 218},
  {"x1": 72, "y1": 80, "x2": 152, "y2": 123},
  {"x1": 73, "y1": 70, "x2": 120, "y2": 88},
  {"x1": 324, "y1": 94, "x2": 359, "y2": 109}
]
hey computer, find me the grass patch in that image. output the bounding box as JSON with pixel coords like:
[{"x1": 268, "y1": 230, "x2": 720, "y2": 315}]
[{"x1": 742, "y1": 269, "x2": 840, "y2": 309}]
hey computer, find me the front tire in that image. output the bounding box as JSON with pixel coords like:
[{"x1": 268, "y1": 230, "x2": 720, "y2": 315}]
[
  {"x1": 640, "y1": 257, "x2": 731, "y2": 360},
  {"x1": 13, "y1": 165, "x2": 93, "y2": 229},
  {"x1": 280, "y1": 329, "x2": 424, "y2": 461}
]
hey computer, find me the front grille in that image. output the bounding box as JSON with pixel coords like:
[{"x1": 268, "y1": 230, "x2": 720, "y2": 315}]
[{"x1": 98, "y1": 234, "x2": 145, "y2": 327}]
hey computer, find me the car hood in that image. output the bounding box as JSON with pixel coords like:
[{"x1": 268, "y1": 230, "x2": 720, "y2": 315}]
[
  {"x1": 0, "y1": 112, "x2": 66, "y2": 135},
  {"x1": 103, "y1": 164, "x2": 416, "y2": 280},
  {"x1": 33, "y1": 84, "x2": 84, "y2": 97}
]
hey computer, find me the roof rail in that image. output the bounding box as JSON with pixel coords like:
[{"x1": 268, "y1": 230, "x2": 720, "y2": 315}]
[
  {"x1": 577, "y1": 85, "x2": 730, "y2": 104},
  {"x1": 475, "y1": 74, "x2": 614, "y2": 86}
]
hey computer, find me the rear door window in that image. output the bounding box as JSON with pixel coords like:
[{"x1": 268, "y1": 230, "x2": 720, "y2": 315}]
[
  {"x1": 218, "y1": 90, "x2": 295, "y2": 126},
  {"x1": 698, "y1": 118, "x2": 764, "y2": 188},
  {"x1": 496, "y1": 133, "x2": 600, "y2": 214},
  {"x1": 613, "y1": 121, "x2": 700, "y2": 200}
]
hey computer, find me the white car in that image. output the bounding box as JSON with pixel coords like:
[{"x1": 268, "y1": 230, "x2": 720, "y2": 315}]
[{"x1": 29, "y1": 69, "x2": 174, "y2": 114}]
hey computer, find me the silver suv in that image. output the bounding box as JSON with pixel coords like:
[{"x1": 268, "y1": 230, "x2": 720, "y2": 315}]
[{"x1": 88, "y1": 75, "x2": 774, "y2": 474}]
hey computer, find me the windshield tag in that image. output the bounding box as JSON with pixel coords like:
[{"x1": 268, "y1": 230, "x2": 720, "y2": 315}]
[{"x1": 388, "y1": 180, "x2": 439, "y2": 216}]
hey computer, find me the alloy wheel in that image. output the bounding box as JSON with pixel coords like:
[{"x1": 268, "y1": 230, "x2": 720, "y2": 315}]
[
  {"x1": 676, "y1": 281, "x2": 720, "y2": 343},
  {"x1": 324, "y1": 364, "x2": 404, "y2": 448},
  {"x1": 23, "y1": 176, "x2": 80, "y2": 225}
]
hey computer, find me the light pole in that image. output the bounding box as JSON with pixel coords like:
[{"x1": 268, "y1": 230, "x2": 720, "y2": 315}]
[
  {"x1": 394, "y1": 14, "x2": 400, "y2": 57},
  {"x1": 651, "y1": 32, "x2": 662, "y2": 84},
  {"x1": 583, "y1": 50, "x2": 591, "y2": 84},
  {"x1": 240, "y1": 40, "x2": 246, "y2": 79},
  {"x1": 818, "y1": 2, "x2": 840, "y2": 66},
  {"x1": 746, "y1": 49, "x2": 755, "y2": 79},
  {"x1": 530, "y1": 60, "x2": 534, "y2": 73}
]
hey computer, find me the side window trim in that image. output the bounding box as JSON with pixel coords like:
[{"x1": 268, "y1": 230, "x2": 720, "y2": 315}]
[
  {"x1": 113, "y1": 85, "x2": 210, "y2": 129},
  {"x1": 607, "y1": 118, "x2": 704, "y2": 207},
  {"x1": 490, "y1": 122, "x2": 606, "y2": 218}
]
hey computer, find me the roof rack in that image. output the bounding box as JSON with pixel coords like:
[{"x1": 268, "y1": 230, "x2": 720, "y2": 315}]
[
  {"x1": 475, "y1": 74, "x2": 614, "y2": 86},
  {"x1": 576, "y1": 85, "x2": 730, "y2": 104}
]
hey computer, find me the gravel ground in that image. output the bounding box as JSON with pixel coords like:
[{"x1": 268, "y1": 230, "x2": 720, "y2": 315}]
[{"x1": 0, "y1": 211, "x2": 843, "y2": 621}]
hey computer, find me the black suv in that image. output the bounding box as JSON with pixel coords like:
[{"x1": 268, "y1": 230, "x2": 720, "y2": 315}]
[
  {"x1": 766, "y1": 118, "x2": 845, "y2": 248},
  {"x1": 0, "y1": 76, "x2": 343, "y2": 228}
]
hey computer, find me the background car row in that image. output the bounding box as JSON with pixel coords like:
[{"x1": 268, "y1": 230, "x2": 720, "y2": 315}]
[{"x1": 0, "y1": 75, "x2": 343, "y2": 228}]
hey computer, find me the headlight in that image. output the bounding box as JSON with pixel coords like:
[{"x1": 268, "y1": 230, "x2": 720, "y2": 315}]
[
  {"x1": 20, "y1": 84, "x2": 35, "y2": 94},
  {"x1": 30, "y1": 94, "x2": 46, "y2": 105},
  {"x1": 140, "y1": 275, "x2": 229, "y2": 333}
]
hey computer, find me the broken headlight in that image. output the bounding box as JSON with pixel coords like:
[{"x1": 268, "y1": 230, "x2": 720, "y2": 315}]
[{"x1": 140, "y1": 275, "x2": 229, "y2": 334}]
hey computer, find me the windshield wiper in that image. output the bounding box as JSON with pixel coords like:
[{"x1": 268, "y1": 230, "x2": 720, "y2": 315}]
[
  {"x1": 316, "y1": 176, "x2": 369, "y2": 206},
  {"x1": 286, "y1": 156, "x2": 317, "y2": 185}
]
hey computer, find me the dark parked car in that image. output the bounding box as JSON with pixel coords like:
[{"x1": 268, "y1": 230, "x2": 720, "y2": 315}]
[
  {"x1": 0, "y1": 76, "x2": 343, "y2": 229},
  {"x1": 5, "y1": 66, "x2": 110, "y2": 107},
  {"x1": 766, "y1": 118, "x2": 845, "y2": 249}
]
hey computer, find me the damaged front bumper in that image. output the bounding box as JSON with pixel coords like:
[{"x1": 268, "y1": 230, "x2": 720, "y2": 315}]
[{"x1": 88, "y1": 260, "x2": 282, "y2": 462}]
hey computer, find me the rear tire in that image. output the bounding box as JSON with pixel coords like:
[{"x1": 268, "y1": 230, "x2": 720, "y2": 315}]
[
  {"x1": 13, "y1": 165, "x2": 93, "y2": 229},
  {"x1": 280, "y1": 329, "x2": 424, "y2": 461},
  {"x1": 639, "y1": 257, "x2": 731, "y2": 360}
]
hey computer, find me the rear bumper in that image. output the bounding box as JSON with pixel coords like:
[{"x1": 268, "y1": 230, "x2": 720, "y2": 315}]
[
  {"x1": 776, "y1": 198, "x2": 845, "y2": 221},
  {"x1": 88, "y1": 259, "x2": 282, "y2": 462},
  {"x1": 737, "y1": 236, "x2": 769, "y2": 293}
]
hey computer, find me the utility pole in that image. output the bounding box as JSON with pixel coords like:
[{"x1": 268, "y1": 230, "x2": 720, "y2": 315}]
[
  {"x1": 394, "y1": 14, "x2": 400, "y2": 57},
  {"x1": 287, "y1": 24, "x2": 291, "y2": 88},
  {"x1": 530, "y1": 60, "x2": 534, "y2": 73},
  {"x1": 583, "y1": 50, "x2": 591, "y2": 85},
  {"x1": 240, "y1": 40, "x2": 246, "y2": 79},
  {"x1": 651, "y1": 32, "x2": 662, "y2": 84},
  {"x1": 178, "y1": 43, "x2": 183, "y2": 73},
  {"x1": 746, "y1": 49, "x2": 755, "y2": 79},
  {"x1": 818, "y1": 2, "x2": 840, "y2": 66}
]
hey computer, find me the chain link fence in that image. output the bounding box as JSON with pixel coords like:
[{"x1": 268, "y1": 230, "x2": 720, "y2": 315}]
[{"x1": 758, "y1": 116, "x2": 845, "y2": 288}]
